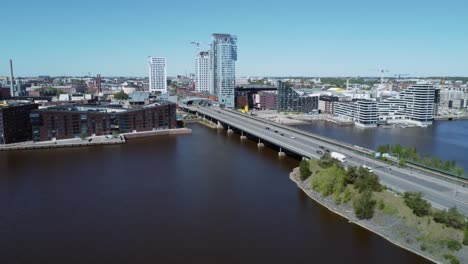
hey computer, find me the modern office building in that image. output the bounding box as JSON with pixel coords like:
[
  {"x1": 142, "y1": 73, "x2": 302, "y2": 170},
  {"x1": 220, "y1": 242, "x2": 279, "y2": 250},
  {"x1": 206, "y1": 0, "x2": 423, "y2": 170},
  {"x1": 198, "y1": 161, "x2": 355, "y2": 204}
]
[
  {"x1": 30, "y1": 102, "x2": 176, "y2": 141},
  {"x1": 149, "y1": 57, "x2": 167, "y2": 93},
  {"x1": 400, "y1": 84, "x2": 435, "y2": 125},
  {"x1": 277, "y1": 81, "x2": 318, "y2": 113},
  {"x1": 194, "y1": 51, "x2": 210, "y2": 93},
  {"x1": 210, "y1": 33, "x2": 237, "y2": 108},
  {"x1": 0, "y1": 101, "x2": 38, "y2": 144}
]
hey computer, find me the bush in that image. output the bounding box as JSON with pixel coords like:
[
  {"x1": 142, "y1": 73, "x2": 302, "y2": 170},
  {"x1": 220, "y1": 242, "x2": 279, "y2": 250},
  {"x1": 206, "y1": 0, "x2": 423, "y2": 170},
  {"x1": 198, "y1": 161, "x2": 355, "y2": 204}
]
[
  {"x1": 433, "y1": 207, "x2": 466, "y2": 230},
  {"x1": 403, "y1": 192, "x2": 432, "y2": 217},
  {"x1": 443, "y1": 254, "x2": 460, "y2": 264},
  {"x1": 345, "y1": 166, "x2": 358, "y2": 185},
  {"x1": 353, "y1": 190, "x2": 376, "y2": 220},
  {"x1": 463, "y1": 228, "x2": 468, "y2": 246},
  {"x1": 446, "y1": 239, "x2": 462, "y2": 251},
  {"x1": 342, "y1": 187, "x2": 352, "y2": 203},
  {"x1": 378, "y1": 199, "x2": 385, "y2": 210},
  {"x1": 299, "y1": 160, "x2": 311, "y2": 181},
  {"x1": 420, "y1": 243, "x2": 427, "y2": 251}
]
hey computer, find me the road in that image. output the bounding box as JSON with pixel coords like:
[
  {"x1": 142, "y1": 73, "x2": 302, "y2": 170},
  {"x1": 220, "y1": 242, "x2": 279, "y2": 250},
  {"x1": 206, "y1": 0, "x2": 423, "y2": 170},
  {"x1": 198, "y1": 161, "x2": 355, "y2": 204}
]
[{"x1": 186, "y1": 105, "x2": 468, "y2": 215}]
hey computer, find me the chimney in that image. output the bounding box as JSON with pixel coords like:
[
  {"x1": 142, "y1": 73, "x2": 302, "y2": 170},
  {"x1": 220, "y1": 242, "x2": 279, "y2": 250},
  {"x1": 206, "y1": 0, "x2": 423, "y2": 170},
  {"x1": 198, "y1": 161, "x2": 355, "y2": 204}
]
[{"x1": 9, "y1": 59, "x2": 15, "y2": 97}]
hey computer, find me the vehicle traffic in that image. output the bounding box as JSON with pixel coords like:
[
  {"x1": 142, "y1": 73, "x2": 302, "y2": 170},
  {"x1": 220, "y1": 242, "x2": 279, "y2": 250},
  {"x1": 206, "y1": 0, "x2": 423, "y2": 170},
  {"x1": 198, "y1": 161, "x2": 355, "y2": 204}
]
[{"x1": 331, "y1": 152, "x2": 346, "y2": 163}]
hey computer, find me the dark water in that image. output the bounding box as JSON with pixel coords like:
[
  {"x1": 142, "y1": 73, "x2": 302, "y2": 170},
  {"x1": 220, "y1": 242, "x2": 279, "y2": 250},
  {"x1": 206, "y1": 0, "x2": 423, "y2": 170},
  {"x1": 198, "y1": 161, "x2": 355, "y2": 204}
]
[
  {"x1": 0, "y1": 123, "x2": 429, "y2": 263},
  {"x1": 297, "y1": 120, "x2": 468, "y2": 170}
]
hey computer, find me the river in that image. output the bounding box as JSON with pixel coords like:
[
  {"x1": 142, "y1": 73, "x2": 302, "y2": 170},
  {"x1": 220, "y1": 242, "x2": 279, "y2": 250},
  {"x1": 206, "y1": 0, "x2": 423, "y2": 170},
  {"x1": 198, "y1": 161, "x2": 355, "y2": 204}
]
[
  {"x1": 296, "y1": 120, "x2": 468, "y2": 171},
  {"x1": 0, "y1": 123, "x2": 429, "y2": 263}
]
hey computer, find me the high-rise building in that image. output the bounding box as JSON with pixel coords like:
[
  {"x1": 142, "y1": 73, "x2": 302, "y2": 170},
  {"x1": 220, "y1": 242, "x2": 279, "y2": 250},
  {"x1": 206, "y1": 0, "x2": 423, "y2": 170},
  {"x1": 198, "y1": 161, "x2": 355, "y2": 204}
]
[
  {"x1": 210, "y1": 33, "x2": 237, "y2": 108},
  {"x1": 195, "y1": 51, "x2": 210, "y2": 93},
  {"x1": 149, "y1": 57, "x2": 167, "y2": 93}
]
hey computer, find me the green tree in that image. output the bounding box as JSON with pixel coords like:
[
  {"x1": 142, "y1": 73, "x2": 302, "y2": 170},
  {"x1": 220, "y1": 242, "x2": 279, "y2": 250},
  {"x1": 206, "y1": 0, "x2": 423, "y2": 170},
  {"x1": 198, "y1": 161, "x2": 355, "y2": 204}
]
[
  {"x1": 354, "y1": 169, "x2": 383, "y2": 193},
  {"x1": 403, "y1": 192, "x2": 432, "y2": 217},
  {"x1": 299, "y1": 160, "x2": 311, "y2": 181},
  {"x1": 433, "y1": 207, "x2": 466, "y2": 230},
  {"x1": 345, "y1": 166, "x2": 358, "y2": 184},
  {"x1": 114, "y1": 91, "x2": 129, "y2": 100},
  {"x1": 353, "y1": 190, "x2": 376, "y2": 220},
  {"x1": 79, "y1": 132, "x2": 87, "y2": 140}
]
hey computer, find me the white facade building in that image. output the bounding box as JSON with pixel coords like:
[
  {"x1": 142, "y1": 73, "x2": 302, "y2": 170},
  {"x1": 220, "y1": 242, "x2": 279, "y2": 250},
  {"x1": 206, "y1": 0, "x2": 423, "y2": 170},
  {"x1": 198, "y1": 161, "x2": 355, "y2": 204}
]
[
  {"x1": 194, "y1": 52, "x2": 210, "y2": 93},
  {"x1": 400, "y1": 84, "x2": 435, "y2": 125},
  {"x1": 210, "y1": 33, "x2": 237, "y2": 108},
  {"x1": 148, "y1": 57, "x2": 167, "y2": 93}
]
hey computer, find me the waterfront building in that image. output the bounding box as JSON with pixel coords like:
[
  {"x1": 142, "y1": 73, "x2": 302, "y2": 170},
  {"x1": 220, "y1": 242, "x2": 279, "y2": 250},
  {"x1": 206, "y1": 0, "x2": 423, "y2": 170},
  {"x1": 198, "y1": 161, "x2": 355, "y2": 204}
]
[
  {"x1": 277, "y1": 81, "x2": 318, "y2": 113},
  {"x1": 400, "y1": 84, "x2": 435, "y2": 125},
  {"x1": 335, "y1": 100, "x2": 378, "y2": 127},
  {"x1": 194, "y1": 51, "x2": 210, "y2": 93},
  {"x1": 30, "y1": 102, "x2": 176, "y2": 141},
  {"x1": 254, "y1": 91, "x2": 277, "y2": 110},
  {"x1": 210, "y1": 33, "x2": 237, "y2": 108},
  {"x1": 149, "y1": 57, "x2": 167, "y2": 93},
  {"x1": 0, "y1": 101, "x2": 38, "y2": 144}
]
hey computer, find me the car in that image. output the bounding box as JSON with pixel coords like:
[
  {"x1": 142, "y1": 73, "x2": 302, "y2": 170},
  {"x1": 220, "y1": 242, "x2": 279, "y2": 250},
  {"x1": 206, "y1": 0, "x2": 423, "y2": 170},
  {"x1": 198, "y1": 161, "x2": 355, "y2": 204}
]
[
  {"x1": 280, "y1": 133, "x2": 284, "y2": 136},
  {"x1": 325, "y1": 149, "x2": 330, "y2": 153},
  {"x1": 265, "y1": 127, "x2": 270, "y2": 130},
  {"x1": 274, "y1": 130, "x2": 278, "y2": 133},
  {"x1": 319, "y1": 146, "x2": 325, "y2": 149},
  {"x1": 290, "y1": 136, "x2": 296, "y2": 139},
  {"x1": 316, "y1": 150, "x2": 323, "y2": 155}
]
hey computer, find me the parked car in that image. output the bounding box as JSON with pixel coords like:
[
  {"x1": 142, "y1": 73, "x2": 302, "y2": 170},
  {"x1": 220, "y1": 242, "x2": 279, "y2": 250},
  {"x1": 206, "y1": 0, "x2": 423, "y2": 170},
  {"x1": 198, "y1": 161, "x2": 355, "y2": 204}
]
[
  {"x1": 316, "y1": 150, "x2": 323, "y2": 155},
  {"x1": 319, "y1": 146, "x2": 325, "y2": 149},
  {"x1": 280, "y1": 133, "x2": 284, "y2": 136}
]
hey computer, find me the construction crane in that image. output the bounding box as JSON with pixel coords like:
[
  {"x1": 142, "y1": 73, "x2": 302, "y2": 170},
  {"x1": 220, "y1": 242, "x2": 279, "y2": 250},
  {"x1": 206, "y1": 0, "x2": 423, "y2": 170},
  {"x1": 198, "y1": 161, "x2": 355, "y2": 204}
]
[
  {"x1": 370, "y1": 68, "x2": 389, "y2": 86},
  {"x1": 190, "y1": 42, "x2": 201, "y2": 50}
]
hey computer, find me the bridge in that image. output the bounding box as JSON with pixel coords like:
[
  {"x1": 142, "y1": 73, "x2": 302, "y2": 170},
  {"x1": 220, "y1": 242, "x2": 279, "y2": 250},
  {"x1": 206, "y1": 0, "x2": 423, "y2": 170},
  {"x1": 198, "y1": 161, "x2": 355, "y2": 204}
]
[{"x1": 181, "y1": 105, "x2": 468, "y2": 215}]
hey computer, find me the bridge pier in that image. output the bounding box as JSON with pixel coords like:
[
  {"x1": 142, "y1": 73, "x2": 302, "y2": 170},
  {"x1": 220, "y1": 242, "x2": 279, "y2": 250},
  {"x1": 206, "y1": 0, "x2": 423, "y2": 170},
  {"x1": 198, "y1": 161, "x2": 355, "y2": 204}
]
[
  {"x1": 217, "y1": 121, "x2": 223, "y2": 129},
  {"x1": 240, "y1": 131, "x2": 247, "y2": 140},
  {"x1": 257, "y1": 139, "x2": 264, "y2": 148},
  {"x1": 278, "y1": 147, "x2": 286, "y2": 157},
  {"x1": 227, "y1": 126, "x2": 233, "y2": 134}
]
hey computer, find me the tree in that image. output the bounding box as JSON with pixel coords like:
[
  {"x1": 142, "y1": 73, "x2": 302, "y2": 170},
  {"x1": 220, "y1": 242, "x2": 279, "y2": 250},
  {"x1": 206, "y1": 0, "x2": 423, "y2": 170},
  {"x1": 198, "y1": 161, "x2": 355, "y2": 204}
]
[
  {"x1": 79, "y1": 132, "x2": 87, "y2": 140},
  {"x1": 433, "y1": 207, "x2": 466, "y2": 229},
  {"x1": 403, "y1": 192, "x2": 431, "y2": 217},
  {"x1": 114, "y1": 91, "x2": 129, "y2": 100},
  {"x1": 354, "y1": 169, "x2": 383, "y2": 193},
  {"x1": 353, "y1": 190, "x2": 376, "y2": 220},
  {"x1": 299, "y1": 160, "x2": 311, "y2": 181},
  {"x1": 345, "y1": 166, "x2": 358, "y2": 185}
]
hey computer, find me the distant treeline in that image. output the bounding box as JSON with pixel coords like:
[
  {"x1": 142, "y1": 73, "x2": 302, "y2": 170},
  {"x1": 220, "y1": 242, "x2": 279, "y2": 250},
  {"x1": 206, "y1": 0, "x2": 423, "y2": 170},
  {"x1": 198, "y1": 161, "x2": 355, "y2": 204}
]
[{"x1": 377, "y1": 144, "x2": 465, "y2": 177}]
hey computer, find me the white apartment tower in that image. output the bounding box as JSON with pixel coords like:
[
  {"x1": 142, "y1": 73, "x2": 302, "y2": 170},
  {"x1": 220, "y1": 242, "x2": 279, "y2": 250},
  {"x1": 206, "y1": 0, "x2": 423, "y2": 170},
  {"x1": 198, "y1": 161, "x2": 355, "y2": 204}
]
[
  {"x1": 195, "y1": 51, "x2": 210, "y2": 93},
  {"x1": 210, "y1": 33, "x2": 237, "y2": 108},
  {"x1": 148, "y1": 57, "x2": 167, "y2": 93}
]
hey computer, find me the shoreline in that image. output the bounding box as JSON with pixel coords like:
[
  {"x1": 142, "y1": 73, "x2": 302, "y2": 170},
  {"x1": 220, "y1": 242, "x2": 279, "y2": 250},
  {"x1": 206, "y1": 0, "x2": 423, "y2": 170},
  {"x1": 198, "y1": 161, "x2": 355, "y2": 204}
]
[
  {"x1": 0, "y1": 128, "x2": 192, "y2": 151},
  {"x1": 289, "y1": 167, "x2": 441, "y2": 264}
]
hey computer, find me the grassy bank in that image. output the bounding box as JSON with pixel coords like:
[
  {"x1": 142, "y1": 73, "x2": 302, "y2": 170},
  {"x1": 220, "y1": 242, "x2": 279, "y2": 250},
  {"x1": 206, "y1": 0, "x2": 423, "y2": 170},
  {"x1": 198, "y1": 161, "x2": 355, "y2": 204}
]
[{"x1": 294, "y1": 155, "x2": 468, "y2": 264}]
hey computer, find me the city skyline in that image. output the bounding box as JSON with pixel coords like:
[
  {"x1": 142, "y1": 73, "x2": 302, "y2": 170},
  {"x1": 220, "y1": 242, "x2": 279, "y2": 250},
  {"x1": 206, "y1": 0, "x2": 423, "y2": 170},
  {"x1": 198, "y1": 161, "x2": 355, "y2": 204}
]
[{"x1": 1, "y1": 0, "x2": 468, "y2": 77}]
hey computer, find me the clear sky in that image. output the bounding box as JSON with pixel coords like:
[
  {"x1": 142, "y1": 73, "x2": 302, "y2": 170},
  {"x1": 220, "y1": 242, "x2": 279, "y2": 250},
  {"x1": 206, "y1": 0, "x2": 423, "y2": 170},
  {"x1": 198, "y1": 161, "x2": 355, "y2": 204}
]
[{"x1": 1, "y1": 0, "x2": 467, "y2": 77}]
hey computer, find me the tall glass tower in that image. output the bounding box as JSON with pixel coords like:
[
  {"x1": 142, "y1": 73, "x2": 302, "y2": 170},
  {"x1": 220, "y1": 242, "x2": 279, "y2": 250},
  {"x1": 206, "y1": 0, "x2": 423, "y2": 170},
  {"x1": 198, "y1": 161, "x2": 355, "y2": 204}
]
[{"x1": 210, "y1": 34, "x2": 237, "y2": 108}]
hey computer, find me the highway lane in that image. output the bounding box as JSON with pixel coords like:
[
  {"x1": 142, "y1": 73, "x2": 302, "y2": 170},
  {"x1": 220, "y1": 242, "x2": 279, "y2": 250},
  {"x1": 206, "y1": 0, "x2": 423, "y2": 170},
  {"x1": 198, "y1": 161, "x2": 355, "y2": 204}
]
[{"x1": 188, "y1": 106, "x2": 468, "y2": 214}]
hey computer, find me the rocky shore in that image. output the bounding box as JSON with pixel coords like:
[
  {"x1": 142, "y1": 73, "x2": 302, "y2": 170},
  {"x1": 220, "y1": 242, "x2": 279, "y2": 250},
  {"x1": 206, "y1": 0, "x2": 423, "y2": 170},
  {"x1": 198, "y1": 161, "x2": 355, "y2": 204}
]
[{"x1": 290, "y1": 167, "x2": 467, "y2": 264}]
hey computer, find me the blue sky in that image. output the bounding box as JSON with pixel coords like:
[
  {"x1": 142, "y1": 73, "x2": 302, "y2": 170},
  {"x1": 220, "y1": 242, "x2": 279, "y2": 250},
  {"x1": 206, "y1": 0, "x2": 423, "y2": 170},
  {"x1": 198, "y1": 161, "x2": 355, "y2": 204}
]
[{"x1": 1, "y1": 0, "x2": 467, "y2": 77}]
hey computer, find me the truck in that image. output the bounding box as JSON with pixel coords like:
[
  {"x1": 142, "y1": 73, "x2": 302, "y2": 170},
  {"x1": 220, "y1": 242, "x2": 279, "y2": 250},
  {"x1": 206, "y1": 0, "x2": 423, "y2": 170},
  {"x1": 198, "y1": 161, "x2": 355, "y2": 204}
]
[{"x1": 331, "y1": 152, "x2": 346, "y2": 163}]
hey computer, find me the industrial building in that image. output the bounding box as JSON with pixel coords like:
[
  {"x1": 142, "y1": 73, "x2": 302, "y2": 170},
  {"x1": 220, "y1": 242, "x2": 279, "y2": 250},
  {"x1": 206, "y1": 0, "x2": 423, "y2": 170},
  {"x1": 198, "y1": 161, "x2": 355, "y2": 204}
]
[{"x1": 30, "y1": 102, "x2": 176, "y2": 141}]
